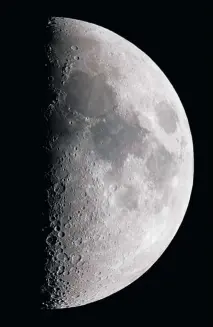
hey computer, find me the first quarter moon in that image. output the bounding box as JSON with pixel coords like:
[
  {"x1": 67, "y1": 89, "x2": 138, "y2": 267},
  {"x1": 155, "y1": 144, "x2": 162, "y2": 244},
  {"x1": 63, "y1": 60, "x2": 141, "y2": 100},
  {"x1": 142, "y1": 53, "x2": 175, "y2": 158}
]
[{"x1": 41, "y1": 17, "x2": 194, "y2": 309}]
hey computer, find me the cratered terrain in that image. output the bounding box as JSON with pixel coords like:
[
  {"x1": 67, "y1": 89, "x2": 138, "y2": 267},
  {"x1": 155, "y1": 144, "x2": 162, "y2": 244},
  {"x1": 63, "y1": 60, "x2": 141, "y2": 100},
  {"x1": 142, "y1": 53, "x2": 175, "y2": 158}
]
[{"x1": 40, "y1": 17, "x2": 194, "y2": 309}]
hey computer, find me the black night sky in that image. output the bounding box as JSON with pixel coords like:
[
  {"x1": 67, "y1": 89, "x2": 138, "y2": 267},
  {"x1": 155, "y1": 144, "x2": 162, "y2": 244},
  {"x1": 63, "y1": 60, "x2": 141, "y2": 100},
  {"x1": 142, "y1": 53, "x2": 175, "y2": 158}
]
[{"x1": 4, "y1": 3, "x2": 209, "y2": 326}]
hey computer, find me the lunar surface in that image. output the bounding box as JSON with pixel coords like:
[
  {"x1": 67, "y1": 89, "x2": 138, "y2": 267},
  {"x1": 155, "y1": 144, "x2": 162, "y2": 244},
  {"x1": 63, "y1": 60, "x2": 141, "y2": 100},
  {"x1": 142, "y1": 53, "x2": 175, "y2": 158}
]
[{"x1": 41, "y1": 17, "x2": 194, "y2": 309}]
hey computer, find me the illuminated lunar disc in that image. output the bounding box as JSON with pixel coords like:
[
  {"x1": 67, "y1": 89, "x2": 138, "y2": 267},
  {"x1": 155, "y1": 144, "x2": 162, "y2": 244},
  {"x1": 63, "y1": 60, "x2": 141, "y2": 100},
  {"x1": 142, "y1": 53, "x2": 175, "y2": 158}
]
[{"x1": 41, "y1": 17, "x2": 194, "y2": 309}]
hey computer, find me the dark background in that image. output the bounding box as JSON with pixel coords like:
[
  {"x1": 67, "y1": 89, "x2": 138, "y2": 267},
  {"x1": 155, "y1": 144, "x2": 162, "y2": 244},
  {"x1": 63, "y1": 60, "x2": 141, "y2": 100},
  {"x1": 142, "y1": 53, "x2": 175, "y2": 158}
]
[{"x1": 4, "y1": 3, "x2": 209, "y2": 326}]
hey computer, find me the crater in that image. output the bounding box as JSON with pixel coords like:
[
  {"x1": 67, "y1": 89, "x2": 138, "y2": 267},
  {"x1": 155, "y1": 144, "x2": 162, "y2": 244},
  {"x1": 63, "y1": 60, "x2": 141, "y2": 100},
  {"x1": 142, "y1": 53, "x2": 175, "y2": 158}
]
[
  {"x1": 69, "y1": 35, "x2": 100, "y2": 56},
  {"x1": 71, "y1": 254, "x2": 82, "y2": 265},
  {"x1": 155, "y1": 101, "x2": 178, "y2": 134},
  {"x1": 71, "y1": 45, "x2": 78, "y2": 51}
]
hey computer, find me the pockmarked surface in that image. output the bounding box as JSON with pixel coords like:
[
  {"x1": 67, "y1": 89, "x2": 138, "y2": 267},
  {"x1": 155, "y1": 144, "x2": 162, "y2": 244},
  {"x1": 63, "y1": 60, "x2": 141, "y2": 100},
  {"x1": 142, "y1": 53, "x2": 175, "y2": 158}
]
[{"x1": 41, "y1": 17, "x2": 194, "y2": 309}]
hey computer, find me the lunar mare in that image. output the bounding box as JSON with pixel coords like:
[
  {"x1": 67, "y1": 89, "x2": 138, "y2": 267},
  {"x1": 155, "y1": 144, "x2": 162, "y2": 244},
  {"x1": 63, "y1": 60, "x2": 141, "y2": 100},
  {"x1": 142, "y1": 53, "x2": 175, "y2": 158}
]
[{"x1": 41, "y1": 17, "x2": 194, "y2": 309}]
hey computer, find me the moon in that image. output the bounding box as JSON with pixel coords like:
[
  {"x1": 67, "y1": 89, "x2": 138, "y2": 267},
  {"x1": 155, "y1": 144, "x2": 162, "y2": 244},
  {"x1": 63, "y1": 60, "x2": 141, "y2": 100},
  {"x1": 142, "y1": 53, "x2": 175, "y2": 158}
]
[{"x1": 41, "y1": 17, "x2": 194, "y2": 309}]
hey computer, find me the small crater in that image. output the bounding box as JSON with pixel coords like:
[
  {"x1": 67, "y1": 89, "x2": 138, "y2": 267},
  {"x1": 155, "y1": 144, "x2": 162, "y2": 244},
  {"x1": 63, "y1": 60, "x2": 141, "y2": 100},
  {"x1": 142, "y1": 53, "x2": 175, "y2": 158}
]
[
  {"x1": 54, "y1": 225, "x2": 61, "y2": 232},
  {"x1": 57, "y1": 252, "x2": 68, "y2": 262},
  {"x1": 48, "y1": 76, "x2": 54, "y2": 82},
  {"x1": 57, "y1": 266, "x2": 65, "y2": 276},
  {"x1": 71, "y1": 254, "x2": 82, "y2": 265},
  {"x1": 71, "y1": 45, "x2": 78, "y2": 51},
  {"x1": 63, "y1": 65, "x2": 69, "y2": 74},
  {"x1": 53, "y1": 182, "x2": 65, "y2": 195},
  {"x1": 49, "y1": 215, "x2": 57, "y2": 223},
  {"x1": 74, "y1": 55, "x2": 80, "y2": 60},
  {"x1": 109, "y1": 184, "x2": 118, "y2": 192},
  {"x1": 58, "y1": 231, "x2": 65, "y2": 238},
  {"x1": 46, "y1": 234, "x2": 58, "y2": 246},
  {"x1": 74, "y1": 237, "x2": 83, "y2": 246}
]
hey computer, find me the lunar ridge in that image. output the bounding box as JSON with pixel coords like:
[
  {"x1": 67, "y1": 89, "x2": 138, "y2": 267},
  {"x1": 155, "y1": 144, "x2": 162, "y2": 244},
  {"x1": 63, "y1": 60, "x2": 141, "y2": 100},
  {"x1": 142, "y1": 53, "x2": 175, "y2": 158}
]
[{"x1": 41, "y1": 17, "x2": 194, "y2": 309}]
